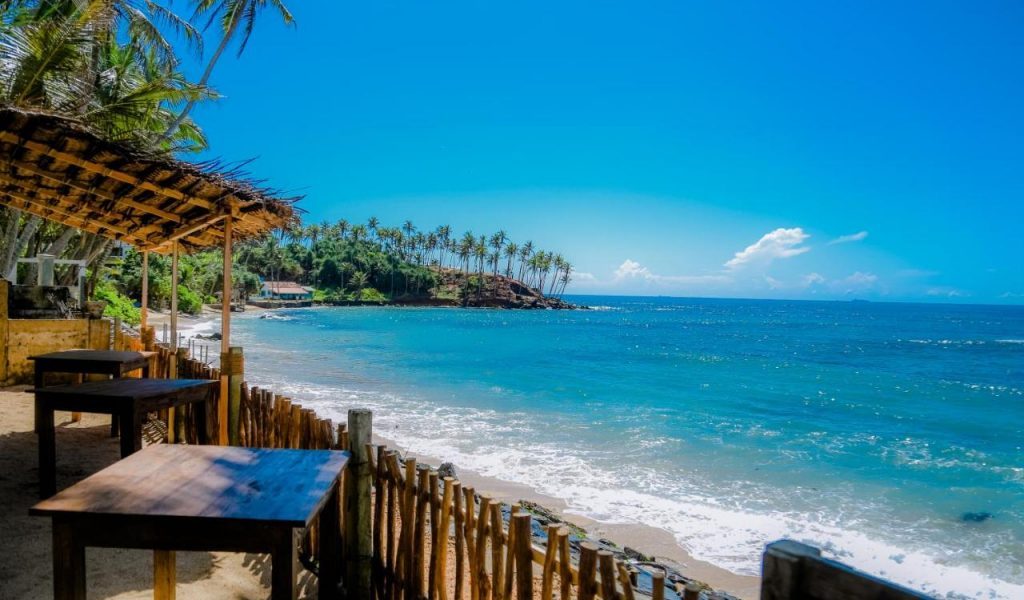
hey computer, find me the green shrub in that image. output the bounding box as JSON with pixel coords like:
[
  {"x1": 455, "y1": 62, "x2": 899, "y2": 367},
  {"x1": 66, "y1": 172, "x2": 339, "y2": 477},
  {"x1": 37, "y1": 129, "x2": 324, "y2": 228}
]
[
  {"x1": 356, "y1": 287, "x2": 388, "y2": 302},
  {"x1": 93, "y1": 281, "x2": 140, "y2": 326},
  {"x1": 178, "y1": 286, "x2": 203, "y2": 315}
]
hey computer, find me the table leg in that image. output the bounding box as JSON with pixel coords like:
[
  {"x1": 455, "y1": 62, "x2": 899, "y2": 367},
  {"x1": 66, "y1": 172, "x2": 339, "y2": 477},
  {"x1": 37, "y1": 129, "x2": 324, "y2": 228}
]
[
  {"x1": 34, "y1": 368, "x2": 45, "y2": 434},
  {"x1": 119, "y1": 408, "x2": 143, "y2": 458},
  {"x1": 53, "y1": 519, "x2": 85, "y2": 600},
  {"x1": 196, "y1": 399, "x2": 209, "y2": 445},
  {"x1": 318, "y1": 482, "x2": 342, "y2": 600},
  {"x1": 271, "y1": 529, "x2": 299, "y2": 600},
  {"x1": 71, "y1": 374, "x2": 83, "y2": 423},
  {"x1": 154, "y1": 550, "x2": 176, "y2": 600},
  {"x1": 38, "y1": 403, "x2": 56, "y2": 498}
]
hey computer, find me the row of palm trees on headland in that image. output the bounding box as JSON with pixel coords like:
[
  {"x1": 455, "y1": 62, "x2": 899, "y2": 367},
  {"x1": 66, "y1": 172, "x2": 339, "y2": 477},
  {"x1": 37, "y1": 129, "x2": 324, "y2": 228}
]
[{"x1": 285, "y1": 219, "x2": 574, "y2": 297}]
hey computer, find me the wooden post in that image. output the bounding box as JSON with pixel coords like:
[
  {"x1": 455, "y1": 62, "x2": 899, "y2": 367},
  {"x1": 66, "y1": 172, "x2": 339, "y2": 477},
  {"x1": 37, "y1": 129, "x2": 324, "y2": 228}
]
[
  {"x1": 227, "y1": 347, "x2": 243, "y2": 445},
  {"x1": 541, "y1": 525, "x2": 558, "y2": 600},
  {"x1": 346, "y1": 409, "x2": 373, "y2": 600},
  {"x1": 219, "y1": 215, "x2": 233, "y2": 445},
  {"x1": 556, "y1": 529, "x2": 571, "y2": 600},
  {"x1": 578, "y1": 543, "x2": 598, "y2": 600},
  {"x1": 650, "y1": 571, "x2": 665, "y2": 600},
  {"x1": 140, "y1": 250, "x2": 149, "y2": 331},
  {"x1": 0, "y1": 279, "x2": 7, "y2": 386},
  {"x1": 170, "y1": 242, "x2": 179, "y2": 352},
  {"x1": 154, "y1": 550, "x2": 176, "y2": 600},
  {"x1": 513, "y1": 515, "x2": 533, "y2": 600}
]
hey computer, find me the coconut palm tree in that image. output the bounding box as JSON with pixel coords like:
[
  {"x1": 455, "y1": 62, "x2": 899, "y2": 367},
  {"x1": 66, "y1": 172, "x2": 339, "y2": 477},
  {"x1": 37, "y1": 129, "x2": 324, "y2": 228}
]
[{"x1": 158, "y1": 0, "x2": 294, "y2": 142}]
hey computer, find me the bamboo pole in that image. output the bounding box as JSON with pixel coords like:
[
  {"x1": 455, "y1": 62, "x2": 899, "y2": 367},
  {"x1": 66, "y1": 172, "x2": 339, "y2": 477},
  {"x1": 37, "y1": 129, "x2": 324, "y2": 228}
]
[
  {"x1": 453, "y1": 482, "x2": 465, "y2": 600},
  {"x1": 578, "y1": 544, "x2": 598, "y2": 600},
  {"x1": 474, "y1": 496, "x2": 492, "y2": 600},
  {"x1": 541, "y1": 525, "x2": 558, "y2": 600},
  {"x1": 387, "y1": 457, "x2": 399, "y2": 600},
  {"x1": 503, "y1": 505, "x2": 519, "y2": 600},
  {"x1": 404, "y1": 458, "x2": 418, "y2": 600},
  {"x1": 140, "y1": 250, "x2": 149, "y2": 330},
  {"x1": 346, "y1": 409, "x2": 374, "y2": 600},
  {"x1": 415, "y1": 467, "x2": 430, "y2": 600},
  {"x1": 436, "y1": 477, "x2": 454, "y2": 600},
  {"x1": 374, "y1": 445, "x2": 387, "y2": 600},
  {"x1": 429, "y1": 471, "x2": 440, "y2": 600},
  {"x1": 651, "y1": 572, "x2": 665, "y2": 600},
  {"x1": 513, "y1": 514, "x2": 533, "y2": 600},
  {"x1": 218, "y1": 215, "x2": 232, "y2": 445},
  {"x1": 597, "y1": 552, "x2": 616, "y2": 600},
  {"x1": 227, "y1": 347, "x2": 243, "y2": 445},
  {"x1": 463, "y1": 487, "x2": 478, "y2": 600},
  {"x1": 490, "y1": 504, "x2": 506, "y2": 600},
  {"x1": 617, "y1": 564, "x2": 635, "y2": 600},
  {"x1": 557, "y1": 529, "x2": 571, "y2": 600}
]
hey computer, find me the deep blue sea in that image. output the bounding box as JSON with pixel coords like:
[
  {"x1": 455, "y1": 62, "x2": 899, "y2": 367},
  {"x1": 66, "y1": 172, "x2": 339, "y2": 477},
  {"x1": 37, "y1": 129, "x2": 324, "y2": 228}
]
[{"x1": 205, "y1": 297, "x2": 1024, "y2": 598}]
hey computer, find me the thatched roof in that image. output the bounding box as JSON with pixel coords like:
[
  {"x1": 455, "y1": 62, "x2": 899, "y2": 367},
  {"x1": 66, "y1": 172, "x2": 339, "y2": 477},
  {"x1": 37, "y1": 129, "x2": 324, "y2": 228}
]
[{"x1": 0, "y1": 107, "x2": 300, "y2": 253}]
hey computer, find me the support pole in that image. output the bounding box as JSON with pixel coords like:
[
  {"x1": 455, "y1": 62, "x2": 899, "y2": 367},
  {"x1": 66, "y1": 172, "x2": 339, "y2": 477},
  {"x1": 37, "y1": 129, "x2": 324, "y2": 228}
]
[
  {"x1": 168, "y1": 242, "x2": 179, "y2": 443},
  {"x1": 227, "y1": 346, "x2": 243, "y2": 446},
  {"x1": 346, "y1": 409, "x2": 373, "y2": 600},
  {"x1": 219, "y1": 216, "x2": 233, "y2": 445},
  {"x1": 140, "y1": 250, "x2": 149, "y2": 331}
]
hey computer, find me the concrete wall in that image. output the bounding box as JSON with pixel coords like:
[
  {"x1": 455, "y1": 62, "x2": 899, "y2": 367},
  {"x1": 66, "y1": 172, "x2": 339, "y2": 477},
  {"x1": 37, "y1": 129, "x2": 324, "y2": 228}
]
[{"x1": 0, "y1": 280, "x2": 112, "y2": 385}]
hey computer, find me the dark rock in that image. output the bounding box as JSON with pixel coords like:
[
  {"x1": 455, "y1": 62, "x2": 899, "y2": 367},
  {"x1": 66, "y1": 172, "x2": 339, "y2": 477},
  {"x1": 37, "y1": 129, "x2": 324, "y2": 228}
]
[
  {"x1": 438, "y1": 462, "x2": 458, "y2": 480},
  {"x1": 961, "y1": 511, "x2": 993, "y2": 523},
  {"x1": 624, "y1": 546, "x2": 653, "y2": 562}
]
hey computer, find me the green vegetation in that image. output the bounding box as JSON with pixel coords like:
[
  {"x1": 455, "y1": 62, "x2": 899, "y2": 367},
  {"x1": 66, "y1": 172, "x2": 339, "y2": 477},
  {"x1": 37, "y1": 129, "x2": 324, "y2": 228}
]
[
  {"x1": 0, "y1": 0, "x2": 292, "y2": 299},
  {"x1": 93, "y1": 282, "x2": 140, "y2": 326}
]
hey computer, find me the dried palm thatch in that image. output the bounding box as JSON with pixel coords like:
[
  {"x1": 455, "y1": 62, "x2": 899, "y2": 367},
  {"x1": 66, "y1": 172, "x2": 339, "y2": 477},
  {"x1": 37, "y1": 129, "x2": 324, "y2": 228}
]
[{"x1": 0, "y1": 106, "x2": 300, "y2": 253}]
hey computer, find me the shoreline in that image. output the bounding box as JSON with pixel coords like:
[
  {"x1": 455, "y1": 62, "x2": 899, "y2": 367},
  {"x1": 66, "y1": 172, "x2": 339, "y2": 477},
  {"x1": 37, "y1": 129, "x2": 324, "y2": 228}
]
[{"x1": 173, "y1": 305, "x2": 760, "y2": 599}]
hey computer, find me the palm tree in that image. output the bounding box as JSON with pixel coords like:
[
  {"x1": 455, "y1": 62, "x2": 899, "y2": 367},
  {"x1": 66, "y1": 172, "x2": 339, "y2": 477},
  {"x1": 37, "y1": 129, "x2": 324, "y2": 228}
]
[
  {"x1": 367, "y1": 216, "x2": 379, "y2": 242},
  {"x1": 504, "y1": 242, "x2": 518, "y2": 278},
  {"x1": 518, "y1": 241, "x2": 533, "y2": 282},
  {"x1": 158, "y1": 0, "x2": 294, "y2": 142}
]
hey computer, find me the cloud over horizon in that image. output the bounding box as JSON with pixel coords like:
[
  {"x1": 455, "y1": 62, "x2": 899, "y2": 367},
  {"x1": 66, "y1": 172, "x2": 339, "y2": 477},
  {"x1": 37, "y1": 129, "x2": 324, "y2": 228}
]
[
  {"x1": 725, "y1": 227, "x2": 811, "y2": 270},
  {"x1": 828, "y1": 230, "x2": 869, "y2": 245}
]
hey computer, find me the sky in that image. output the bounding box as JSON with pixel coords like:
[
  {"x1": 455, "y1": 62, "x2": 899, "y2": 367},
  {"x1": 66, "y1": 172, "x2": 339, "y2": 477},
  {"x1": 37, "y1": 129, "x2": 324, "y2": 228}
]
[{"x1": 179, "y1": 0, "x2": 1024, "y2": 303}]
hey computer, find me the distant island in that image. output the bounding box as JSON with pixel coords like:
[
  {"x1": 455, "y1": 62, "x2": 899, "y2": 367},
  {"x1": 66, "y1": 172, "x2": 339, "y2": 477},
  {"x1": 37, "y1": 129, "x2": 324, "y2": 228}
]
[{"x1": 97, "y1": 218, "x2": 579, "y2": 324}]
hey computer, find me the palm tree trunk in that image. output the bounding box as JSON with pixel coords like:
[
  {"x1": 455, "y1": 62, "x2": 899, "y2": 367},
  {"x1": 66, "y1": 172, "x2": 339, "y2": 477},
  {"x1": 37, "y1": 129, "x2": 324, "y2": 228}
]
[{"x1": 157, "y1": 9, "x2": 243, "y2": 143}]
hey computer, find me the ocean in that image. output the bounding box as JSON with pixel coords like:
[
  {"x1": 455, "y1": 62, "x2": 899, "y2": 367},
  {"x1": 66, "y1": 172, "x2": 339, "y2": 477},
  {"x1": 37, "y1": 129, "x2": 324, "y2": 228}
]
[{"x1": 213, "y1": 297, "x2": 1024, "y2": 599}]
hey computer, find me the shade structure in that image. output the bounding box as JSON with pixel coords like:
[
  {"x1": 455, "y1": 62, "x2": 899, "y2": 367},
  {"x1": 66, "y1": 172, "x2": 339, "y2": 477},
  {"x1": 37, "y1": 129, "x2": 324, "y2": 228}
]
[{"x1": 0, "y1": 107, "x2": 299, "y2": 253}]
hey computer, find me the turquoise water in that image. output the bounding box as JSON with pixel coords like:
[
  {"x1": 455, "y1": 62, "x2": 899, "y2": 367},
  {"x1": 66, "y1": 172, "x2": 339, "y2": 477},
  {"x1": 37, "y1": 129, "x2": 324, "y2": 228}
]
[{"x1": 219, "y1": 297, "x2": 1024, "y2": 598}]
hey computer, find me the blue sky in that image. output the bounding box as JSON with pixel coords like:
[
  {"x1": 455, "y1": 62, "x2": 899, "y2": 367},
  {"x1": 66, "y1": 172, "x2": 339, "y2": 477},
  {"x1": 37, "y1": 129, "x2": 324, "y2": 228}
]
[{"x1": 181, "y1": 1, "x2": 1023, "y2": 303}]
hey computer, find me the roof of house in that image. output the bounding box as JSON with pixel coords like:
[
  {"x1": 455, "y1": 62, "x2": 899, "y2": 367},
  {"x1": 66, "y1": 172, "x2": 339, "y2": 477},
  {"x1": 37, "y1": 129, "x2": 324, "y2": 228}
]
[
  {"x1": 0, "y1": 107, "x2": 300, "y2": 254},
  {"x1": 261, "y1": 281, "x2": 311, "y2": 295}
]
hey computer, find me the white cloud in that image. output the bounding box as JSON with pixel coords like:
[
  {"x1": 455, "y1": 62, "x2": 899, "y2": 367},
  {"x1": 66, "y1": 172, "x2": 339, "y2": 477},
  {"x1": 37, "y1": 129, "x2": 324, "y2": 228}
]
[
  {"x1": 926, "y1": 287, "x2": 970, "y2": 298},
  {"x1": 612, "y1": 260, "x2": 731, "y2": 285},
  {"x1": 831, "y1": 271, "x2": 878, "y2": 294},
  {"x1": 764, "y1": 275, "x2": 783, "y2": 290},
  {"x1": 573, "y1": 271, "x2": 597, "y2": 282},
  {"x1": 802, "y1": 272, "x2": 826, "y2": 287},
  {"x1": 724, "y1": 227, "x2": 811, "y2": 270},
  {"x1": 614, "y1": 259, "x2": 651, "y2": 280},
  {"x1": 828, "y1": 230, "x2": 869, "y2": 245}
]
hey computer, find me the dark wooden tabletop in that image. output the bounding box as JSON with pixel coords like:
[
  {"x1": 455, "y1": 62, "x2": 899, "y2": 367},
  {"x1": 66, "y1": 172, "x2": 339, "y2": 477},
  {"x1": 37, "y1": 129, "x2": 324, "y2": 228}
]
[
  {"x1": 32, "y1": 378, "x2": 215, "y2": 400},
  {"x1": 29, "y1": 350, "x2": 155, "y2": 363},
  {"x1": 31, "y1": 445, "x2": 350, "y2": 528}
]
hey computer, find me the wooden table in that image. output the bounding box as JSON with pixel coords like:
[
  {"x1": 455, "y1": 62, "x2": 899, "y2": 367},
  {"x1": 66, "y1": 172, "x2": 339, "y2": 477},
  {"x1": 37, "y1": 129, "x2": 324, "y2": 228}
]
[
  {"x1": 31, "y1": 445, "x2": 349, "y2": 600},
  {"x1": 34, "y1": 378, "x2": 216, "y2": 498},
  {"x1": 29, "y1": 350, "x2": 156, "y2": 436}
]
